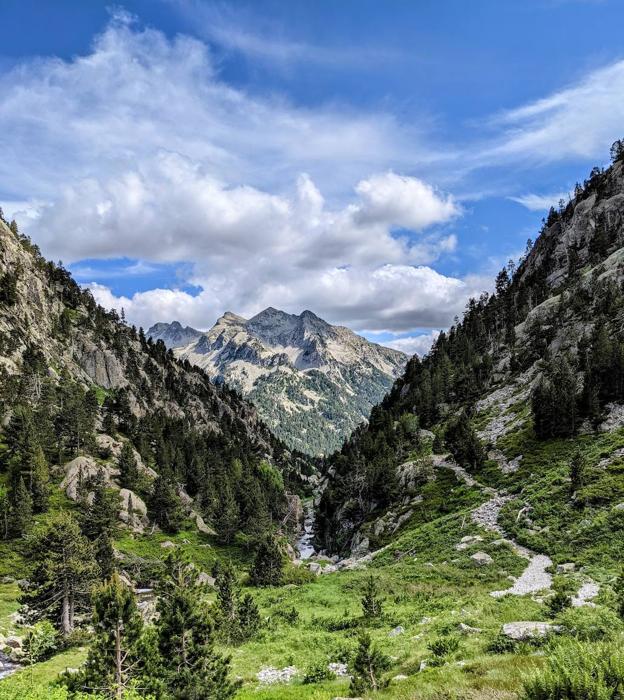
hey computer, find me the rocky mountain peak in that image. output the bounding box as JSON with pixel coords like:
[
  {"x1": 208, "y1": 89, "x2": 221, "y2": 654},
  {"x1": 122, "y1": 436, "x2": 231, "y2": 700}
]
[
  {"x1": 148, "y1": 307, "x2": 407, "y2": 454},
  {"x1": 147, "y1": 320, "x2": 202, "y2": 349}
]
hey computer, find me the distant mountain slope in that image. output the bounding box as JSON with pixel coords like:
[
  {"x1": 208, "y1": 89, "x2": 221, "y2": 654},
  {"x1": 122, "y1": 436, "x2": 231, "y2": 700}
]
[{"x1": 149, "y1": 308, "x2": 407, "y2": 455}]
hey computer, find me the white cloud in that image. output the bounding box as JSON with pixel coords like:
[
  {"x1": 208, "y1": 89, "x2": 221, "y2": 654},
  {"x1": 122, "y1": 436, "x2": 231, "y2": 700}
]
[
  {"x1": 508, "y1": 191, "x2": 571, "y2": 211},
  {"x1": 354, "y1": 172, "x2": 460, "y2": 230},
  {"x1": 90, "y1": 262, "x2": 483, "y2": 335},
  {"x1": 0, "y1": 11, "x2": 433, "y2": 205},
  {"x1": 172, "y1": 0, "x2": 394, "y2": 68},
  {"x1": 483, "y1": 59, "x2": 624, "y2": 164},
  {"x1": 0, "y1": 14, "x2": 476, "y2": 334},
  {"x1": 382, "y1": 330, "x2": 441, "y2": 357}
]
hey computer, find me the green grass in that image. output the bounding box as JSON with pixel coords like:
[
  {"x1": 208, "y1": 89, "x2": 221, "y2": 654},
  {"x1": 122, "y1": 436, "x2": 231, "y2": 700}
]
[
  {"x1": 5, "y1": 420, "x2": 624, "y2": 698},
  {"x1": 0, "y1": 583, "x2": 20, "y2": 635},
  {"x1": 0, "y1": 648, "x2": 87, "y2": 699}
]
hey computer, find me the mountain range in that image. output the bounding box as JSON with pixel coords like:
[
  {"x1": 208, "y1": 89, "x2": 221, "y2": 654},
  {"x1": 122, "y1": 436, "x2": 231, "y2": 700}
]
[{"x1": 148, "y1": 309, "x2": 407, "y2": 455}]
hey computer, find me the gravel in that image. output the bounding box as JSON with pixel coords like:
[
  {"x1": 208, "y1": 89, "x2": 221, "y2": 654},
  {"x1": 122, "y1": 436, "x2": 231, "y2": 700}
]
[
  {"x1": 256, "y1": 666, "x2": 298, "y2": 684},
  {"x1": 572, "y1": 581, "x2": 600, "y2": 607}
]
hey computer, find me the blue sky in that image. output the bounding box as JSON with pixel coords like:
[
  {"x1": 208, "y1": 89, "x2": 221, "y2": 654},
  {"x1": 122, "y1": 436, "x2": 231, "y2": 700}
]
[{"x1": 1, "y1": 0, "x2": 623, "y2": 354}]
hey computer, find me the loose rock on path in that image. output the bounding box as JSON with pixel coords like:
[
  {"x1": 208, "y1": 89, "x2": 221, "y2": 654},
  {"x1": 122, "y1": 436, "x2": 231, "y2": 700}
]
[{"x1": 435, "y1": 455, "x2": 553, "y2": 598}]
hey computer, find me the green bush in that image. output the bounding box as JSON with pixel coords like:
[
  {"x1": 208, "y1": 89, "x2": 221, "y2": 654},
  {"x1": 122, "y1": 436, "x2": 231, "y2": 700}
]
[
  {"x1": 522, "y1": 641, "x2": 624, "y2": 699},
  {"x1": 428, "y1": 635, "x2": 460, "y2": 658},
  {"x1": 487, "y1": 632, "x2": 517, "y2": 654},
  {"x1": 547, "y1": 590, "x2": 572, "y2": 617},
  {"x1": 23, "y1": 620, "x2": 58, "y2": 662},
  {"x1": 302, "y1": 661, "x2": 336, "y2": 684},
  {"x1": 558, "y1": 606, "x2": 622, "y2": 641}
]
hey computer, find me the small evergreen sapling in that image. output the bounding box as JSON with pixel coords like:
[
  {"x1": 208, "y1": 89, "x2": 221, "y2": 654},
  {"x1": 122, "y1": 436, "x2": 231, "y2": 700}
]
[
  {"x1": 361, "y1": 575, "x2": 383, "y2": 619},
  {"x1": 349, "y1": 632, "x2": 390, "y2": 695}
]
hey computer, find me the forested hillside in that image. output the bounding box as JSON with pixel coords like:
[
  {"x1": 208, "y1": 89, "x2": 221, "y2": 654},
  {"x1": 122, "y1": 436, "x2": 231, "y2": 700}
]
[
  {"x1": 317, "y1": 142, "x2": 624, "y2": 554},
  {"x1": 0, "y1": 212, "x2": 315, "y2": 556}
]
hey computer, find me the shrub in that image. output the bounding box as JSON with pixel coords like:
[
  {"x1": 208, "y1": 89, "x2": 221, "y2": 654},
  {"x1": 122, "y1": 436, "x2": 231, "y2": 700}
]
[
  {"x1": 302, "y1": 661, "x2": 336, "y2": 684},
  {"x1": 522, "y1": 641, "x2": 624, "y2": 699},
  {"x1": 274, "y1": 605, "x2": 300, "y2": 625},
  {"x1": 428, "y1": 635, "x2": 460, "y2": 658},
  {"x1": 487, "y1": 633, "x2": 517, "y2": 654},
  {"x1": 23, "y1": 620, "x2": 58, "y2": 662},
  {"x1": 558, "y1": 606, "x2": 622, "y2": 642},
  {"x1": 547, "y1": 590, "x2": 572, "y2": 617}
]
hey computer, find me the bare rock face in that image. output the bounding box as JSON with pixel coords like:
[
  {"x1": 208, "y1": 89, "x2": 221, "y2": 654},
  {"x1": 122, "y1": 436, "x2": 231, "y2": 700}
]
[
  {"x1": 119, "y1": 488, "x2": 149, "y2": 533},
  {"x1": 75, "y1": 339, "x2": 128, "y2": 390},
  {"x1": 60, "y1": 456, "x2": 118, "y2": 501}
]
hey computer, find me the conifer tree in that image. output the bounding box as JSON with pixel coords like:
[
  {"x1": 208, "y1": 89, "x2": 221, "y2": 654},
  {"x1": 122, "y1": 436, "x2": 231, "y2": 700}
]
[
  {"x1": 237, "y1": 593, "x2": 261, "y2": 642},
  {"x1": 214, "y1": 560, "x2": 261, "y2": 644},
  {"x1": 156, "y1": 553, "x2": 239, "y2": 699},
  {"x1": 149, "y1": 473, "x2": 184, "y2": 534},
  {"x1": 569, "y1": 448, "x2": 587, "y2": 497},
  {"x1": 361, "y1": 575, "x2": 383, "y2": 619},
  {"x1": 29, "y1": 445, "x2": 50, "y2": 513},
  {"x1": 9, "y1": 476, "x2": 33, "y2": 537},
  {"x1": 215, "y1": 481, "x2": 239, "y2": 544},
  {"x1": 349, "y1": 632, "x2": 390, "y2": 695},
  {"x1": 0, "y1": 485, "x2": 9, "y2": 539},
  {"x1": 215, "y1": 561, "x2": 238, "y2": 633},
  {"x1": 118, "y1": 442, "x2": 141, "y2": 492},
  {"x1": 81, "y1": 470, "x2": 120, "y2": 578},
  {"x1": 249, "y1": 533, "x2": 284, "y2": 587},
  {"x1": 72, "y1": 573, "x2": 144, "y2": 699},
  {"x1": 23, "y1": 511, "x2": 97, "y2": 635},
  {"x1": 444, "y1": 410, "x2": 485, "y2": 469}
]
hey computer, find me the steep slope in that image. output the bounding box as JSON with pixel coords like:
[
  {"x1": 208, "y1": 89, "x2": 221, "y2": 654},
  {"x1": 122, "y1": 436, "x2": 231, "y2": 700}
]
[
  {"x1": 317, "y1": 152, "x2": 624, "y2": 558},
  {"x1": 148, "y1": 308, "x2": 407, "y2": 455},
  {"x1": 0, "y1": 216, "x2": 313, "y2": 542}
]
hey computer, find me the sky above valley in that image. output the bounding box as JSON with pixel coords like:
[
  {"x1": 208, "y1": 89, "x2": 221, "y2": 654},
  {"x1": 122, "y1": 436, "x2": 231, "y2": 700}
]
[{"x1": 1, "y1": 0, "x2": 624, "y2": 354}]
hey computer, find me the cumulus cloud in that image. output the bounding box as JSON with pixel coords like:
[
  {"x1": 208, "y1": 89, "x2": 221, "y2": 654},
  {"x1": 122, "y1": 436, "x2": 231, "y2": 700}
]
[
  {"x1": 354, "y1": 172, "x2": 460, "y2": 230},
  {"x1": 382, "y1": 330, "x2": 441, "y2": 357},
  {"x1": 89, "y1": 259, "x2": 483, "y2": 335},
  {"x1": 0, "y1": 12, "x2": 479, "y2": 334}
]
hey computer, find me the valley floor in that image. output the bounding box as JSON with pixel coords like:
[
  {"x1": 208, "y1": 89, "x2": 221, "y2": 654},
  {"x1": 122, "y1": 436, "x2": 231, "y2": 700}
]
[{"x1": 3, "y1": 425, "x2": 624, "y2": 698}]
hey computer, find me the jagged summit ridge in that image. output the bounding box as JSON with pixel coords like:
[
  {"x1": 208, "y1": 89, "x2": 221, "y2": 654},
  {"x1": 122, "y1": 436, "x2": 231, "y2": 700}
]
[
  {"x1": 148, "y1": 320, "x2": 203, "y2": 349},
  {"x1": 148, "y1": 308, "x2": 407, "y2": 455}
]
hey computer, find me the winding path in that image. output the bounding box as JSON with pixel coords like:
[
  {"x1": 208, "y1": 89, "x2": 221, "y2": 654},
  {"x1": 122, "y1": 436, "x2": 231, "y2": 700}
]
[{"x1": 433, "y1": 455, "x2": 553, "y2": 597}]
